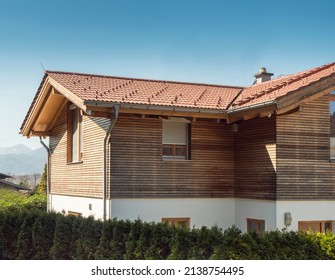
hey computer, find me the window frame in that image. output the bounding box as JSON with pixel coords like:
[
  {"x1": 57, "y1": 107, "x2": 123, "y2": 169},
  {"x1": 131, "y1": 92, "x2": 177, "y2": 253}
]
[
  {"x1": 162, "y1": 217, "x2": 190, "y2": 229},
  {"x1": 330, "y1": 95, "x2": 335, "y2": 162},
  {"x1": 162, "y1": 117, "x2": 191, "y2": 160},
  {"x1": 298, "y1": 220, "x2": 333, "y2": 233},
  {"x1": 247, "y1": 218, "x2": 265, "y2": 234},
  {"x1": 67, "y1": 104, "x2": 83, "y2": 163}
]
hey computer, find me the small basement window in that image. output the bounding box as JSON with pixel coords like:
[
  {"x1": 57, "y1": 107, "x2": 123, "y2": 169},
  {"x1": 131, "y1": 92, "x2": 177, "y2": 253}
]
[
  {"x1": 67, "y1": 211, "x2": 82, "y2": 217},
  {"x1": 247, "y1": 218, "x2": 265, "y2": 234},
  {"x1": 298, "y1": 221, "x2": 332, "y2": 233},
  {"x1": 162, "y1": 117, "x2": 191, "y2": 160},
  {"x1": 162, "y1": 217, "x2": 190, "y2": 229}
]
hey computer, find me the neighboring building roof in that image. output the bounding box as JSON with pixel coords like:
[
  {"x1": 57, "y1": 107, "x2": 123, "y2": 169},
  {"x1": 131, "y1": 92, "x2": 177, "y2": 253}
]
[
  {"x1": 20, "y1": 62, "x2": 335, "y2": 136},
  {"x1": 0, "y1": 173, "x2": 11, "y2": 180},
  {"x1": 0, "y1": 179, "x2": 31, "y2": 192}
]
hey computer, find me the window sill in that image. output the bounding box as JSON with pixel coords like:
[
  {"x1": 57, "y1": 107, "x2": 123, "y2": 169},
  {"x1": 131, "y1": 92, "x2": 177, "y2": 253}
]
[
  {"x1": 162, "y1": 157, "x2": 192, "y2": 162},
  {"x1": 67, "y1": 161, "x2": 83, "y2": 165}
]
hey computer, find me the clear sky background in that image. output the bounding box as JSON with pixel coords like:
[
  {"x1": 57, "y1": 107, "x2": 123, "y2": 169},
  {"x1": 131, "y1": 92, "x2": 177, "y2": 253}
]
[{"x1": 1, "y1": 0, "x2": 335, "y2": 149}]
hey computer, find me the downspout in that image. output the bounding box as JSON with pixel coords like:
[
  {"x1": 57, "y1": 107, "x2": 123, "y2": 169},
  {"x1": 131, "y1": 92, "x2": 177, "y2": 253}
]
[
  {"x1": 103, "y1": 104, "x2": 120, "y2": 221},
  {"x1": 39, "y1": 137, "x2": 51, "y2": 212}
]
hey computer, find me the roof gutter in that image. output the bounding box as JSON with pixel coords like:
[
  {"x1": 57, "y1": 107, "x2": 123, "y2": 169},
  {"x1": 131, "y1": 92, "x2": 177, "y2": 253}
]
[
  {"x1": 84, "y1": 100, "x2": 227, "y2": 116},
  {"x1": 103, "y1": 104, "x2": 120, "y2": 221},
  {"x1": 227, "y1": 100, "x2": 278, "y2": 114}
]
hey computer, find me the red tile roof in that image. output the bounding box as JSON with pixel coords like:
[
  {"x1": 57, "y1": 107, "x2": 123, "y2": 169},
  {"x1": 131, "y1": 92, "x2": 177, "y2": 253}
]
[
  {"x1": 20, "y1": 62, "x2": 335, "y2": 134},
  {"x1": 230, "y1": 62, "x2": 335, "y2": 109},
  {"x1": 46, "y1": 62, "x2": 335, "y2": 112},
  {"x1": 47, "y1": 71, "x2": 243, "y2": 110}
]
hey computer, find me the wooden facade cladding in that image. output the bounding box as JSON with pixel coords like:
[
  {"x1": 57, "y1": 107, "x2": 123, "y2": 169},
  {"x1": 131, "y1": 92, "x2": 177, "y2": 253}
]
[
  {"x1": 109, "y1": 115, "x2": 235, "y2": 198},
  {"x1": 47, "y1": 95, "x2": 335, "y2": 201},
  {"x1": 276, "y1": 95, "x2": 335, "y2": 200},
  {"x1": 49, "y1": 106, "x2": 110, "y2": 198},
  {"x1": 234, "y1": 117, "x2": 277, "y2": 200}
]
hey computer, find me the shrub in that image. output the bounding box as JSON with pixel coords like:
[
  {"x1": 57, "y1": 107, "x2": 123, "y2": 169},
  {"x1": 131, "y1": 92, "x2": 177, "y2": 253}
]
[
  {"x1": 74, "y1": 216, "x2": 102, "y2": 260},
  {"x1": 2, "y1": 209, "x2": 335, "y2": 260},
  {"x1": 49, "y1": 214, "x2": 77, "y2": 259}
]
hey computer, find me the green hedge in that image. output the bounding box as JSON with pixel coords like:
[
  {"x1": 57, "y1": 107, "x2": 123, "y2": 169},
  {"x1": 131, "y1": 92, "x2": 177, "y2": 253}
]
[
  {"x1": 0, "y1": 190, "x2": 47, "y2": 211},
  {"x1": 0, "y1": 209, "x2": 333, "y2": 260}
]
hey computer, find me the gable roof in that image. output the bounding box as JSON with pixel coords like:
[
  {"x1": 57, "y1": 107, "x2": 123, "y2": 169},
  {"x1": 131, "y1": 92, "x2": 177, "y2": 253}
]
[{"x1": 20, "y1": 62, "x2": 335, "y2": 137}]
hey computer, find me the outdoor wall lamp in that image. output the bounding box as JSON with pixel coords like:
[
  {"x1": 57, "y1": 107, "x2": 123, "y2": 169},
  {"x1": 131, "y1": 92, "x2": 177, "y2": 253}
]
[{"x1": 284, "y1": 212, "x2": 292, "y2": 227}]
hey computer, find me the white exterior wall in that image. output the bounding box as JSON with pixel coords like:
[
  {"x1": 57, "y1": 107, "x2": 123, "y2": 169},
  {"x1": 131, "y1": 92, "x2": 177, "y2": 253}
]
[
  {"x1": 50, "y1": 194, "x2": 106, "y2": 219},
  {"x1": 50, "y1": 194, "x2": 335, "y2": 233},
  {"x1": 276, "y1": 200, "x2": 335, "y2": 232},
  {"x1": 110, "y1": 198, "x2": 236, "y2": 229},
  {"x1": 235, "y1": 199, "x2": 277, "y2": 232}
]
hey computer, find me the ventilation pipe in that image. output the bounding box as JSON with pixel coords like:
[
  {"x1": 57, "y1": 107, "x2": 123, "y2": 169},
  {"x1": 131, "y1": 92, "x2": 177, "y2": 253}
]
[{"x1": 103, "y1": 104, "x2": 120, "y2": 221}]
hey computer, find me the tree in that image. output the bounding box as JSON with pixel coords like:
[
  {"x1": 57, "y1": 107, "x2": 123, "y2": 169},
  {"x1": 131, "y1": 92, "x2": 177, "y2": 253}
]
[{"x1": 36, "y1": 164, "x2": 47, "y2": 194}]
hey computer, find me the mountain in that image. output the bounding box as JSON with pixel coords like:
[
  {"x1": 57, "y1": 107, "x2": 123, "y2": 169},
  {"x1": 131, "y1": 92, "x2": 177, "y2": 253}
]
[
  {"x1": 0, "y1": 145, "x2": 47, "y2": 175},
  {"x1": 0, "y1": 144, "x2": 33, "y2": 155}
]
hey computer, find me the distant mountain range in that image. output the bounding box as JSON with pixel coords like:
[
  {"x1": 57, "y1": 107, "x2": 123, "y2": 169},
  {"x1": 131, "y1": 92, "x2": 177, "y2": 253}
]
[{"x1": 0, "y1": 144, "x2": 47, "y2": 175}]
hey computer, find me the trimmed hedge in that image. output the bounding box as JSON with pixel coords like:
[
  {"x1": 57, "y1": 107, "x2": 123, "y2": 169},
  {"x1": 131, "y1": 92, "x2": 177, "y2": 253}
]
[{"x1": 0, "y1": 209, "x2": 333, "y2": 260}]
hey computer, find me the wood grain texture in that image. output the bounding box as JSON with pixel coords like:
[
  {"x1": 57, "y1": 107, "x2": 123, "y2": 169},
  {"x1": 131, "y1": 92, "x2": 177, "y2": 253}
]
[
  {"x1": 234, "y1": 117, "x2": 277, "y2": 200},
  {"x1": 276, "y1": 95, "x2": 335, "y2": 200},
  {"x1": 109, "y1": 116, "x2": 235, "y2": 198},
  {"x1": 49, "y1": 106, "x2": 110, "y2": 198}
]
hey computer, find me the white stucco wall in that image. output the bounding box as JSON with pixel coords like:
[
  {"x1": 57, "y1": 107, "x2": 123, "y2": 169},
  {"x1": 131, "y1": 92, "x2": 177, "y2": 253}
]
[
  {"x1": 50, "y1": 194, "x2": 106, "y2": 219},
  {"x1": 235, "y1": 199, "x2": 277, "y2": 232},
  {"x1": 110, "y1": 198, "x2": 236, "y2": 229},
  {"x1": 50, "y1": 194, "x2": 335, "y2": 233},
  {"x1": 276, "y1": 200, "x2": 335, "y2": 232}
]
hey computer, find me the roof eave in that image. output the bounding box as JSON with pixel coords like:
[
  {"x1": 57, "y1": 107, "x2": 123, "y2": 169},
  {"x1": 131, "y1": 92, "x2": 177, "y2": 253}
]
[{"x1": 84, "y1": 100, "x2": 229, "y2": 119}]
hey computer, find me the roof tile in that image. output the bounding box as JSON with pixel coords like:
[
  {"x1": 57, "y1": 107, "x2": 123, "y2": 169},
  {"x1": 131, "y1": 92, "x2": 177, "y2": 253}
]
[{"x1": 46, "y1": 71, "x2": 243, "y2": 110}]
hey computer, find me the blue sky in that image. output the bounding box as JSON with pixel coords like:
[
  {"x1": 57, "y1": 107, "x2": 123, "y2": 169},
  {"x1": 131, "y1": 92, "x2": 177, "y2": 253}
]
[{"x1": 1, "y1": 0, "x2": 335, "y2": 149}]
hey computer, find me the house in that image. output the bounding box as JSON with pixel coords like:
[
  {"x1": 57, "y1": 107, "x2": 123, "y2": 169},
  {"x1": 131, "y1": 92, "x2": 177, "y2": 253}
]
[
  {"x1": 0, "y1": 173, "x2": 31, "y2": 193},
  {"x1": 20, "y1": 62, "x2": 335, "y2": 233}
]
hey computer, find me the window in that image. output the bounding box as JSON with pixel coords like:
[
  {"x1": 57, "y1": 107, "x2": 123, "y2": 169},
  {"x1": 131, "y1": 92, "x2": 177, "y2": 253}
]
[
  {"x1": 247, "y1": 219, "x2": 265, "y2": 234},
  {"x1": 298, "y1": 221, "x2": 332, "y2": 233},
  {"x1": 330, "y1": 95, "x2": 335, "y2": 161},
  {"x1": 162, "y1": 118, "x2": 190, "y2": 160},
  {"x1": 67, "y1": 211, "x2": 82, "y2": 217},
  {"x1": 162, "y1": 217, "x2": 190, "y2": 229},
  {"x1": 67, "y1": 105, "x2": 83, "y2": 163}
]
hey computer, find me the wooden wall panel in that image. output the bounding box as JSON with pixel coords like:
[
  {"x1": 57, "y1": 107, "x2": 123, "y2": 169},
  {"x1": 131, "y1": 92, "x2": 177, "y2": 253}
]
[
  {"x1": 49, "y1": 106, "x2": 110, "y2": 198},
  {"x1": 109, "y1": 116, "x2": 235, "y2": 198},
  {"x1": 277, "y1": 96, "x2": 335, "y2": 200},
  {"x1": 234, "y1": 117, "x2": 277, "y2": 200}
]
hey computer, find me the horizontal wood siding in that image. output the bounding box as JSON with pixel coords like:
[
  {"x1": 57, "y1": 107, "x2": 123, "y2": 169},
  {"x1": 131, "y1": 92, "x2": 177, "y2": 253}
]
[
  {"x1": 49, "y1": 106, "x2": 110, "y2": 198},
  {"x1": 276, "y1": 96, "x2": 335, "y2": 199},
  {"x1": 234, "y1": 117, "x2": 277, "y2": 200},
  {"x1": 109, "y1": 116, "x2": 234, "y2": 198}
]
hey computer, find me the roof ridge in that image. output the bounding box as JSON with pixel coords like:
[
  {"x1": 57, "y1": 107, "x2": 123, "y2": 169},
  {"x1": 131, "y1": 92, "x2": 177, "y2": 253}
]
[{"x1": 45, "y1": 70, "x2": 245, "y2": 90}]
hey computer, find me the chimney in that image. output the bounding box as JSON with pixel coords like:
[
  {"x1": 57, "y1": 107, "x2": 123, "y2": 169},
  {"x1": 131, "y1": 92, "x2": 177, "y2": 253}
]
[{"x1": 254, "y1": 67, "x2": 273, "y2": 84}]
